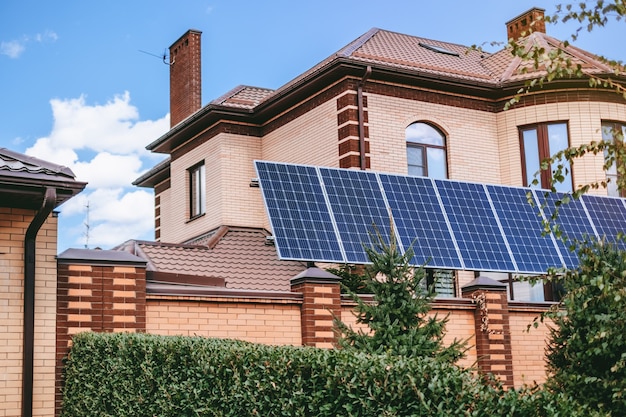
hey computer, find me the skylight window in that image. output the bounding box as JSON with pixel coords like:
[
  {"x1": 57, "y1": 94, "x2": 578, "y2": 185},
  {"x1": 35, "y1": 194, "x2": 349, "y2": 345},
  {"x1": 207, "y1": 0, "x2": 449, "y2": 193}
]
[{"x1": 418, "y1": 42, "x2": 460, "y2": 57}]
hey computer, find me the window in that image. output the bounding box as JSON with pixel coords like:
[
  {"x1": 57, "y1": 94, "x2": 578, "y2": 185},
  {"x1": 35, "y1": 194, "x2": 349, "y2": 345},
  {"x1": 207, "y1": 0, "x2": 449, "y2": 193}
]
[
  {"x1": 601, "y1": 121, "x2": 626, "y2": 197},
  {"x1": 188, "y1": 162, "x2": 206, "y2": 218},
  {"x1": 406, "y1": 122, "x2": 448, "y2": 179},
  {"x1": 480, "y1": 271, "x2": 562, "y2": 302},
  {"x1": 520, "y1": 122, "x2": 572, "y2": 192}
]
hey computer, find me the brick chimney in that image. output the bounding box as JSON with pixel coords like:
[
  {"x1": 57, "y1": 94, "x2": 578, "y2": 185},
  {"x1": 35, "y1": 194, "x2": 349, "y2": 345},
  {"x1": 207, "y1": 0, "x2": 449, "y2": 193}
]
[
  {"x1": 169, "y1": 29, "x2": 202, "y2": 127},
  {"x1": 506, "y1": 7, "x2": 546, "y2": 40}
]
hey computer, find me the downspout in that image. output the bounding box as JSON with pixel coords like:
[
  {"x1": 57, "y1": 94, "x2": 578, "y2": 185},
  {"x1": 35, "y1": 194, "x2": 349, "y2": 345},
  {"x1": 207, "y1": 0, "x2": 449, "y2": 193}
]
[
  {"x1": 22, "y1": 187, "x2": 56, "y2": 417},
  {"x1": 357, "y1": 66, "x2": 372, "y2": 170}
]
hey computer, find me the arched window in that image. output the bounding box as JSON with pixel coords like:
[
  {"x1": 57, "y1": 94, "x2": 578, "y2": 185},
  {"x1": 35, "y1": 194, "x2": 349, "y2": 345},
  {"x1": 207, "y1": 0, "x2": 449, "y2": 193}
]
[{"x1": 406, "y1": 122, "x2": 448, "y2": 179}]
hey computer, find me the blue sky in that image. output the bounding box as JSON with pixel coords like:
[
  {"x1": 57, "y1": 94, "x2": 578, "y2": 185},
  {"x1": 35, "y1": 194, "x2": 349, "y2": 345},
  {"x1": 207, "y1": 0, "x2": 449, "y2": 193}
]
[{"x1": 1, "y1": 1, "x2": 624, "y2": 253}]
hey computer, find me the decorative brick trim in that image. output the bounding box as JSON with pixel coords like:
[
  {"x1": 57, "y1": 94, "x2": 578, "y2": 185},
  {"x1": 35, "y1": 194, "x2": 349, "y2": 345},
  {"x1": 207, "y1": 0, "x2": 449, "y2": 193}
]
[
  {"x1": 291, "y1": 268, "x2": 341, "y2": 348},
  {"x1": 462, "y1": 278, "x2": 514, "y2": 387},
  {"x1": 55, "y1": 261, "x2": 147, "y2": 416}
]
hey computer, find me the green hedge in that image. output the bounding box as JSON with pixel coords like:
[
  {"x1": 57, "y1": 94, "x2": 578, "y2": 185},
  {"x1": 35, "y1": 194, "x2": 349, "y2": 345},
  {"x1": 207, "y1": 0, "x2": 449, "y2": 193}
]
[{"x1": 61, "y1": 332, "x2": 602, "y2": 417}]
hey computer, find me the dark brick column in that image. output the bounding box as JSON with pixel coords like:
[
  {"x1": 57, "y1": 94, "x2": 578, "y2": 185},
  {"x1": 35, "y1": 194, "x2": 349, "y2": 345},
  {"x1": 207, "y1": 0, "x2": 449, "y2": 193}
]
[
  {"x1": 462, "y1": 276, "x2": 514, "y2": 387},
  {"x1": 337, "y1": 92, "x2": 370, "y2": 169},
  {"x1": 55, "y1": 249, "x2": 146, "y2": 416},
  {"x1": 291, "y1": 267, "x2": 341, "y2": 348}
]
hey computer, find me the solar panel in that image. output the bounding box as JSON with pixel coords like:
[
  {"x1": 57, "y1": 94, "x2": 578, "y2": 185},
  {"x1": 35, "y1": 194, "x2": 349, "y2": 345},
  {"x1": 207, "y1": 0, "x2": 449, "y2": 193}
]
[
  {"x1": 581, "y1": 194, "x2": 626, "y2": 249},
  {"x1": 319, "y1": 168, "x2": 391, "y2": 264},
  {"x1": 534, "y1": 190, "x2": 598, "y2": 269},
  {"x1": 255, "y1": 161, "x2": 344, "y2": 262},
  {"x1": 486, "y1": 185, "x2": 563, "y2": 273},
  {"x1": 434, "y1": 180, "x2": 515, "y2": 271},
  {"x1": 255, "y1": 160, "x2": 626, "y2": 274},
  {"x1": 379, "y1": 174, "x2": 462, "y2": 269}
]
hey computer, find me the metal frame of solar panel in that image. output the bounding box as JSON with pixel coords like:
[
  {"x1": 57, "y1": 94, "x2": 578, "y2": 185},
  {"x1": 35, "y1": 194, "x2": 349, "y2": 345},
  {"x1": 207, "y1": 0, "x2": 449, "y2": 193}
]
[{"x1": 254, "y1": 160, "x2": 626, "y2": 273}]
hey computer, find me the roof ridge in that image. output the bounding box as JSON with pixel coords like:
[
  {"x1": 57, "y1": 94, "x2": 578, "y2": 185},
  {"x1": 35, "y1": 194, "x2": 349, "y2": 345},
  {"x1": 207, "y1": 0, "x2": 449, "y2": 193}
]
[{"x1": 336, "y1": 27, "x2": 380, "y2": 57}]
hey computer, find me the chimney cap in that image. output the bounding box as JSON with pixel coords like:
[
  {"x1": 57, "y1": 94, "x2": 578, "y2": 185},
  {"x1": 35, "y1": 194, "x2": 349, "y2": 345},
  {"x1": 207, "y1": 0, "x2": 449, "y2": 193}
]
[
  {"x1": 169, "y1": 28, "x2": 203, "y2": 49},
  {"x1": 505, "y1": 7, "x2": 545, "y2": 26},
  {"x1": 506, "y1": 7, "x2": 546, "y2": 40}
]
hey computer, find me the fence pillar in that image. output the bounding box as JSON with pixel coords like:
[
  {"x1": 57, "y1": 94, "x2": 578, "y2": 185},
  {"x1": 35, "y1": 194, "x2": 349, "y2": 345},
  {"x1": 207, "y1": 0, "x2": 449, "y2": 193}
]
[
  {"x1": 291, "y1": 267, "x2": 341, "y2": 348},
  {"x1": 55, "y1": 249, "x2": 147, "y2": 416},
  {"x1": 462, "y1": 276, "x2": 514, "y2": 387}
]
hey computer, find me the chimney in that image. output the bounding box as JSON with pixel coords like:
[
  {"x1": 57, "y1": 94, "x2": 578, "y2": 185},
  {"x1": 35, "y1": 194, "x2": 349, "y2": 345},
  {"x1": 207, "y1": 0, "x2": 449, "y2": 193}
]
[
  {"x1": 169, "y1": 29, "x2": 202, "y2": 127},
  {"x1": 506, "y1": 7, "x2": 546, "y2": 40}
]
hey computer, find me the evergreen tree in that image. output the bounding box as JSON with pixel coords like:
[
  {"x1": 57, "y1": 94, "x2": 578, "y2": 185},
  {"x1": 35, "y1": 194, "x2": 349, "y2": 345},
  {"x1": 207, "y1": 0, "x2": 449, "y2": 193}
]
[
  {"x1": 334, "y1": 229, "x2": 466, "y2": 363},
  {"x1": 542, "y1": 238, "x2": 626, "y2": 415}
]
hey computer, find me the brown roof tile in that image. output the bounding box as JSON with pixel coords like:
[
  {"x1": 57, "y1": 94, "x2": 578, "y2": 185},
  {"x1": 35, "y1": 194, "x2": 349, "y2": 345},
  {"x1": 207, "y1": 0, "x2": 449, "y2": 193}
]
[
  {"x1": 213, "y1": 29, "x2": 621, "y2": 112},
  {"x1": 116, "y1": 227, "x2": 307, "y2": 292}
]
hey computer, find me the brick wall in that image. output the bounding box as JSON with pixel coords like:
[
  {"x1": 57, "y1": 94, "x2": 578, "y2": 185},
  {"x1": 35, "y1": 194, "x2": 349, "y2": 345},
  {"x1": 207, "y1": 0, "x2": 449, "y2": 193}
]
[
  {"x1": 56, "y1": 261, "x2": 146, "y2": 416},
  {"x1": 0, "y1": 208, "x2": 58, "y2": 417},
  {"x1": 145, "y1": 297, "x2": 302, "y2": 345},
  {"x1": 509, "y1": 306, "x2": 552, "y2": 385}
]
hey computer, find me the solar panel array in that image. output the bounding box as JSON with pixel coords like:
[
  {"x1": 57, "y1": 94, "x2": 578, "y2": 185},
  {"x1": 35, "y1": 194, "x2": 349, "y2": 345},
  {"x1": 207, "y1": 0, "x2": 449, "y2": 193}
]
[{"x1": 255, "y1": 160, "x2": 626, "y2": 274}]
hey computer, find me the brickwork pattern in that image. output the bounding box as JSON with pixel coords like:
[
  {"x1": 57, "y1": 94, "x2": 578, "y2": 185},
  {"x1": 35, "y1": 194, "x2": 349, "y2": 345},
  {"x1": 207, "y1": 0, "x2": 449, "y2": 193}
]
[
  {"x1": 169, "y1": 30, "x2": 201, "y2": 127},
  {"x1": 1, "y1": 208, "x2": 58, "y2": 417},
  {"x1": 292, "y1": 281, "x2": 341, "y2": 349},
  {"x1": 463, "y1": 288, "x2": 515, "y2": 387},
  {"x1": 337, "y1": 92, "x2": 370, "y2": 169},
  {"x1": 509, "y1": 308, "x2": 552, "y2": 385},
  {"x1": 55, "y1": 263, "x2": 146, "y2": 415},
  {"x1": 145, "y1": 298, "x2": 302, "y2": 346}
]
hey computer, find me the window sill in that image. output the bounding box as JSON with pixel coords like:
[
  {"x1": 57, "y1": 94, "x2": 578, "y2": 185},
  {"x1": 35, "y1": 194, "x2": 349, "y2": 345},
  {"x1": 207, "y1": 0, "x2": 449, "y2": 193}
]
[{"x1": 186, "y1": 213, "x2": 205, "y2": 224}]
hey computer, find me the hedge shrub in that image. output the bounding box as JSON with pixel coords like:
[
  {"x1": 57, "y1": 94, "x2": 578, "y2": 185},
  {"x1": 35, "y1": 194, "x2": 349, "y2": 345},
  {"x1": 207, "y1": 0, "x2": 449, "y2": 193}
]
[{"x1": 62, "y1": 332, "x2": 602, "y2": 417}]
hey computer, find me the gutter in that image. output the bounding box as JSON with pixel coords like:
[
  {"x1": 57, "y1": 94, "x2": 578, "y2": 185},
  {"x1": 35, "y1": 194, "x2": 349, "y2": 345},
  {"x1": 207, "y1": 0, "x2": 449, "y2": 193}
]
[
  {"x1": 357, "y1": 66, "x2": 372, "y2": 170},
  {"x1": 22, "y1": 187, "x2": 56, "y2": 417}
]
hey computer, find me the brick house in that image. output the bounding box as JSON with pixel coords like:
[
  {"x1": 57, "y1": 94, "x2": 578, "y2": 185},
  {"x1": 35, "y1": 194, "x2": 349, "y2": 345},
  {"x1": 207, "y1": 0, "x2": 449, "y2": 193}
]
[
  {"x1": 52, "y1": 6, "x2": 626, "y2": 415},
  {"x1": 0, "y1": 148, "x2": 85, "y2": 417}
]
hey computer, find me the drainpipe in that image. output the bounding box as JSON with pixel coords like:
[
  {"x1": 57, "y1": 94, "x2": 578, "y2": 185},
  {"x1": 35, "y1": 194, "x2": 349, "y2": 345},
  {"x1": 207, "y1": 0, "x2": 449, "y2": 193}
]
[
  {"x1": 22, "y1": 187, "x2": 56, "y2": 417},
  {"x1": 357, "y1": 66, "x2": 372, "y2": 170}
]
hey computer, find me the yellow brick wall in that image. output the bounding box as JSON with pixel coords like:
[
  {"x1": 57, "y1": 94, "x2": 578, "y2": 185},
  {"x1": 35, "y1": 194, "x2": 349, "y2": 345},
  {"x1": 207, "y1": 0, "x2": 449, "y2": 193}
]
[
  {"x1": 0, "y1": 207, "x2": 58, "y2": 417},
  {"x1": 262, "y1": 98, "x2": 340, "y2": 167},
  {"x1": 161, "y1": 134, "x2": 263, "y2": 243},
  {"x1": 146, "y1": 298, "x2": 302, "y2": 346},
  {"x1": 509, "y1": 308, "x2": 552, "y2": 386},
  {"x1": 496, "y1": 100, "x2": 626, "y2": 192},
  {"x1": 367, "y1": 94, "x2": 503, "y2": 184}
]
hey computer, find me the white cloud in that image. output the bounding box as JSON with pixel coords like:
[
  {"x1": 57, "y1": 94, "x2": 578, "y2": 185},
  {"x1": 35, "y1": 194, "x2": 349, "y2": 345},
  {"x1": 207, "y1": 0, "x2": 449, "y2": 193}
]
[
  {"x1": 72, "y1": 152, "x2": 144, "y2": 189},
  {"x1": 1, "y1": 31, "x2": 58, "y2": 59},
  {"x1": 26, "y1": 92, "x2": 169, "y2": 251},
  {"x1": 1, "y1": 40, "x2": 25, "y2": 58}
]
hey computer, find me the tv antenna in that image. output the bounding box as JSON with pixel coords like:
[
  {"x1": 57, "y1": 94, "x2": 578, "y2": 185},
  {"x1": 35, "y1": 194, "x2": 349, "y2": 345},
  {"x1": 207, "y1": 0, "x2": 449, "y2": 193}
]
[
  {"x1": 138, "y1": 48, "x2": 172, "y2": 65},
  {"x1": 83, "y1": 201, "x2": 91, "y2": 249}
]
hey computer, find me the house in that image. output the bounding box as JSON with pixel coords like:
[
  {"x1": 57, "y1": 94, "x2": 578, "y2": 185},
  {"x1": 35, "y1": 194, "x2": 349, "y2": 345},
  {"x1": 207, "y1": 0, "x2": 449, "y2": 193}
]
[
  {"x1": 0, "y1": 148, "x2": 85, "y2": 417},
  {"x1": 53, "y1": 6, "x2": 626, "y2": 411}
]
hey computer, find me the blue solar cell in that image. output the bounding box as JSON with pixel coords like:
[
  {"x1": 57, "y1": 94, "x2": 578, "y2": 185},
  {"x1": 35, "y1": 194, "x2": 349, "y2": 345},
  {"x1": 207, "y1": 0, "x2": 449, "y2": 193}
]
[
  {"x1": 486, "y1": 185, "x2": 563, "y2": 273},
  {"x1": 435, "y1": 180, "x2": 515, "y2": 271},
  {"x1": 581, "y1": 195, "x2": 626, "y2": 249},
  {"x1": 255, "y1": 161, "x2": 344, "y2": 262},
  {"x1": 534, "y1": 191, "x2": 597, "y2": 269},
  {"x1": 320, "y1": 168, "x2": 391, "y2": 264},
  {"x1": 379, "y1": 174, "x2": 462, "y2": 269}
]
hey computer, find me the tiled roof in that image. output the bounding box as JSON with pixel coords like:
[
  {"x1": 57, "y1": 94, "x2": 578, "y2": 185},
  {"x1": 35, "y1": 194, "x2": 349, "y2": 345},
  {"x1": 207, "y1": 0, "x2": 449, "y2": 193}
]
[
  {"x1": 211, "y1": 85, "x2": 276, "y2": 109},
  {"x1": 116, "y1": 227, "x2": 307, "y2": 292},
  {"x1": 0, "y1": 148, "x2": 86, "y2": 209},
  {"x1": 0, "y1": 147, "x2": 76, "y2": 181},
  {"x1": 213, "y1": 28, "x2": 619, "y2": 110}
]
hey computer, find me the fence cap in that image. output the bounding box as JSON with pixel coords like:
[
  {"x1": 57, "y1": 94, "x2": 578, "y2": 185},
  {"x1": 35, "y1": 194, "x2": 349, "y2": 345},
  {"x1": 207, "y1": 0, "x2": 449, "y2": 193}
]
[{"x1": 461, "y1": 276, "x2": 508, "y2": 293}]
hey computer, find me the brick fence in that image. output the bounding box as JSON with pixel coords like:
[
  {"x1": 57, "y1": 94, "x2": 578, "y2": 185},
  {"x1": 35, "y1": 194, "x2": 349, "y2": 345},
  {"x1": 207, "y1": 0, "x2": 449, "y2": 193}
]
[{"x1": 54, "y1": 252, "x2": 552, "y2": 416}]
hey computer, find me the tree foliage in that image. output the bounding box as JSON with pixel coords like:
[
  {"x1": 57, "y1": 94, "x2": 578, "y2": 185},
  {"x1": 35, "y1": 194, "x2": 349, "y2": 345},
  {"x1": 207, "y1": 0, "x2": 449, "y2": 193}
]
[
  {"x1": 334, "y1": 229, "x2": 466, "y2": 363},
  {"x1": 538, "y1": 238, "x2": 626, "y2": 415},
  {"x1": 507, "y1": 2, "x2": 626, "y2": 201}
]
